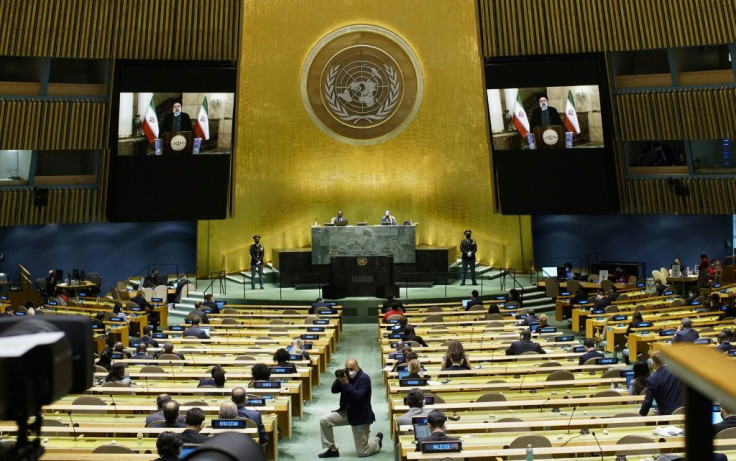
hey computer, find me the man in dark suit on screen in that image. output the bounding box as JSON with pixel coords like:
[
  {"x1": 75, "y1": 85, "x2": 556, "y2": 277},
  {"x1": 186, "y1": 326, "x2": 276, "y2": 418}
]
[
  {"x1": 530, "y1": 95, "x2": 563, "y2": 131},
  {"x1": 160, "y1": 101, "x2": 193, "y2": 133}
]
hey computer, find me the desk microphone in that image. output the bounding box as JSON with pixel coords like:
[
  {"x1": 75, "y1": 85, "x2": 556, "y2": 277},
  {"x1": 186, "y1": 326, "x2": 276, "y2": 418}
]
[
  {"x1": 109, "y1": 393, "x2": 118, "y2": 418},
  {"x1": 559, "y1": 430, "x2": 583, "y2": 447},
  {"x1": 566, "y1": 405, "x2": 577, "y2": 433},
  {"x1": 169, "y1": 361, "x2": 177, "y2": 381},
  {"x1": 144, "y1": 376, "x2": 150, "y2": 392},
  {"x1": 591, "y1": 431, "x2": 604, "y2": 460},
  {"x1": 67, "y1": 410, "x2": 78, "y2": 440},
  {"x1": 539, "y1": 397, "x2": 550, "y2": 412}
]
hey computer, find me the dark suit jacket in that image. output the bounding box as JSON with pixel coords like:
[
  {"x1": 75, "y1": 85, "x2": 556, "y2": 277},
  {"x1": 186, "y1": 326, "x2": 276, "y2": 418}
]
[
  {"x1": 578, "y1": 350, "x2": 604, "y2": 365},
  {"x1": 530, "y1": 106, "x2": 563, "y2": 130},
  {"x1": 183, "y1": 326, "x2": 209, "y2": 339},
  {"x1": 131, "y1": 295, "x2": 155, "y2": 311},
  {"x1": 640, "y1": 366, "x2": 682, "y2": 416},
  {"x1": 160, "y1": 112, "x2": 193, "y2": 133},
  {"x1": 236, "y1": 406, "x2": 268, "y2": 444},
  {"x1": 716, "y1": 342, "x2": 734, "y2": 352},
  {"x1": 720, "y1": 305, "x2": 736, "y2": 320},
  {"x1": 672, "y1": 328, "x2": 699, "y2": 343},
  {"x1": 593, "y1": 296, "x2": 612, "y2": 310},
  {"x1": 464, "y1": 298, "x2": 483, "y2": 311},
  {"x1": 714, "y1": 415, "x2": 736, "y2": 435},
  {"x1": 188, "y1": 308, "x2": 210, "y2": 324},
  {"x1": 439, "y1": 364, "x2": 472, "y2": 377},
  {"x1": 140, "y1": 335, "x2": 159, "y2": 348},
  {"x1": 179, "y1": 428, "x2": 209, "y2": 444},
  {"x1": 332, "y1": 369, "x2": 375, "y2": 426},
  {"x1": 505, "y1": 339, "x2": 545, "y2": 355},
  {"x1": 203, "y1": 301, "x2": 219, "y2": 314}
]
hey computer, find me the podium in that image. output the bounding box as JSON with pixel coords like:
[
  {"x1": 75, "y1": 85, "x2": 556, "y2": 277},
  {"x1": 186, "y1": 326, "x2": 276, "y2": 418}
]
[
  {"x1": 162, "y1": 131, "x2": 194, "y2": 155},
  {"x1": 323, "y1": 256, "x2": 395, "y2": 298},
  {"x1": 532, "y1": 125, "x2": 566, "y2": 149}
]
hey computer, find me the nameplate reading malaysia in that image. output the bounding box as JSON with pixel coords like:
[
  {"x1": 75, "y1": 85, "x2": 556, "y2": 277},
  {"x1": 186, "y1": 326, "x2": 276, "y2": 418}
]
[{"x1": 420, "y1": 441, "x2": 462, "y2": 453}]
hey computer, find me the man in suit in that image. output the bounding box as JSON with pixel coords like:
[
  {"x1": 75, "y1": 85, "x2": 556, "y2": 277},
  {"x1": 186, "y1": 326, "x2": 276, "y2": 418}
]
[
  {"x1": 183, "y1": 317, "x2": 210, "y2": 339},
  {"x1": 188, "y1": 301, "x2": 210, "y2": 324},
  {"x1": 460, "y1": 230, "x2": 477, "y2": 286},
  {"x1": 396, "y1": 389, "x2": 432, "y2": 427},
  {"x1": 415, "y1": 410, "x2": 459, "y2": 447},
  {"x1": 714, "y1": 404, "x2": 736, "y2": 435},
  {"x1": 331, "y1": 210, "x2": 348, "y2": 225},
  {"x1": 250, "y1": 234, "x2": 264, "y2": 289},
  {"x1": 154, "y1": 342, "x2": 185, "y2": 360},
  {"x1": 578, "y1": 338, "x2": 604, "y2": 365},
  {"x1": 140, "y1": 325, "x2": 159, "y2": 348},
  {"x1": 530, "y1": 95, "x2": 563, "y2": 131},
  {"x1": 380, "y1": 210, "x2": 396, "y2": 225},
  {"x1": 505, "y1": 329, "x2": 546, "y2": 355},
  {"x1": 179, "y1": 407, "x2": 209, "y2": 444},
  {"x1": 145, "y1": 394, "x2": 172, "y2": 426},
  {"x1": 592, "y1": 289, "x2": 612, "y2": 310},
  {"x1": 131, "y1": 289, "x2": 160, "y2": 332},
  {"x1": 715, "y1": 329, "x2": 734, "y2": 352},
  {"x1": 310, "y1": 297, "x2": 332, "y2": 314},
  {"x1": 319, "y1": 358, "x2": 383, "y2": 458},
  {"x1": 439, "y1": 349, "x2": 471, "y2": 377},
  {"x1": 160, "y1": 101, "x2": 193, "y2": 133},
  {"x1": 464, "y1": 290, "x2": 483, "y2": 310},
  {"x1": 231, "y1": 387, "x2": 268, "y2": 446},
  {"x1": 161, "y1": 400, "x2": 185, "y2": 428},
  {"x1": 672, "y1": 317, "x2": 699, "y2": 343},
  {"x1": 132, "y1": 343, "x2": 154, "y2": 361},
  {"x1": 640, "y1": 351, "x2": 682, "y2": 416},
  {"x1": 202, "y1": 293, "x2": 219, "y2": 314}
]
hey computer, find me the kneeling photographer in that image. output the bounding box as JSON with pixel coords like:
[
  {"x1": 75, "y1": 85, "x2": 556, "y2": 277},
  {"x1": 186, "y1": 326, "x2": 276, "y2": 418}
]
[{"x1": 318, "y1": 358, "x2": 383, "y2": 458}]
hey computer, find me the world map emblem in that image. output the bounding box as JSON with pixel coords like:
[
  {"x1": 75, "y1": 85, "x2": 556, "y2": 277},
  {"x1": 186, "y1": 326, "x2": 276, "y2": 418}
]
[{"x1": 302, "y1": 25, "x2": 423, "y2": 145}]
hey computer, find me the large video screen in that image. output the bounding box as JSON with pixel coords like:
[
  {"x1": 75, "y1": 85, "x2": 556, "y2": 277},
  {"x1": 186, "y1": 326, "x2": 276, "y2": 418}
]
[
  {"x1": 108, "y1": 62, "x2": 236, "y2": 222},
  {"x1": 117, "y1": 92, "x2": 234, "y2": 156},
  {"x1": 485, "y1": 54, "x2": 618, "y2": 215},
  {"x1": 487, "y1": 85, "x2": 604, "y2": 151}
]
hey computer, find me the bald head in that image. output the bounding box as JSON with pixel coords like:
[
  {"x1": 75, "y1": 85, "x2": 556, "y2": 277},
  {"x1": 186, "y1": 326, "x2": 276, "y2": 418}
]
[{"x1": 345, "y1": 358, "x2": 359, "y2": 370}]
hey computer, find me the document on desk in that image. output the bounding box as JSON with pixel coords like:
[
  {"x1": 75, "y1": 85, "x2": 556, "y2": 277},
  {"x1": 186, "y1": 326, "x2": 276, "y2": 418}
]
[{"x1": 654, "y1": 426, "x2": 683, "y2": 437}]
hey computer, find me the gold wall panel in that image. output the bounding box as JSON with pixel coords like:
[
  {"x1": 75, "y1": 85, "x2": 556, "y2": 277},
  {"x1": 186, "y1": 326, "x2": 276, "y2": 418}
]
[
  {"x1": 0, "y1": 0, "x2": 239, "y2": 60},
  {"x1": 619, "y1": 178, "x2": 736, "y2": 214},
  {"x1": 614, "y1": 88, "x2": 736, "y2": 141},
  {"x1": 0, "y1": 99, "x2": 106, "y2": 150},
  {"x1": 478, "y1": 0, "x2": 736, "y2": 57},
  {"x1": 197, "y1": 0, "x2": 533, "y2": 276}
]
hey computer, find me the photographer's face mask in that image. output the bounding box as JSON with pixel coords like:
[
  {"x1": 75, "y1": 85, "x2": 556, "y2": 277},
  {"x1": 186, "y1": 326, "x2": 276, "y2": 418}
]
[{"x1": 347, "y1": 366, "x2": 358, "y2": 379}]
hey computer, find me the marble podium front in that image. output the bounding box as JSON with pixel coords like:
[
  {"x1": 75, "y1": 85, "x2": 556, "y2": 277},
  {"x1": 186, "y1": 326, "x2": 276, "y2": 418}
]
[{"x1": 311, "y1": 225, "x2": 416, "y2": 265}]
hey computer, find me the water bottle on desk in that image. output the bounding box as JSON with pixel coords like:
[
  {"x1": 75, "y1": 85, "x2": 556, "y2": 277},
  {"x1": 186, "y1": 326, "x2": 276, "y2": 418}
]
[{"x1": 526, "y1": 443, "x2": 534, "y2": 460}]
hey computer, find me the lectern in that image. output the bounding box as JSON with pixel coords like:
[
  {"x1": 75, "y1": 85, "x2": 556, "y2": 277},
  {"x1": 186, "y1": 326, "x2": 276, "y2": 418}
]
[
  {"x1": 162, "y1": 131, "x2": 194, "y2": 155},
  {"x1": 532, "y1": 125, "x2": 566, "y2": 149}
]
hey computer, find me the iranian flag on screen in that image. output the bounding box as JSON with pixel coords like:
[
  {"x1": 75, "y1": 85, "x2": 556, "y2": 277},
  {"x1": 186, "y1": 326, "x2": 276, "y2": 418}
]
[
  {"x1": 194, "y1": 97, "x2": 210, "y2": 140},
  {"x1": 141, "y1": 96, "x2": 159, "y2": 143},
  {"x1": 564, "y1": 89, "x2": 581, "y2": 135},
  {"x1": 512, "y1": 93, "x2": 530, "y2": 137}
]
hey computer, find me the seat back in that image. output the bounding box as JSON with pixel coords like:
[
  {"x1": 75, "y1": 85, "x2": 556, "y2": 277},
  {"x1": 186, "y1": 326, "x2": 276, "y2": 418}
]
[
  {"x1": 715, "y1": 427, "x2": 736, "y2": 440},
  {"x1": 92, "y1": 444, "x2": 135, "y2": 454},
  {"x1": 600, "y1": 279, "x2": 613, "y2": 291},
  {"x1": 607, "y1": 412, "x2": 642, "y2": 428},
  {"x1": 545, "y1": 370, "x2": 575, "y2": 381},
  {"x1": 140, "y1": 365, "x2": 166, "y2": 374},
  {"x1": 543, "y1": 278, "x2": 559, "y2": 298},
  {"x1": 566, "y1": 279, "x2": 581, "y2": 294},
  {"x1": 509, "y1": 434, "x2": 552, "y2": 459},
  {"x1": 424, "y1": 314, "x2": 443, "y2": 323},
  {"x1": 476, "y1": 392, "x2": 507, "y2": 403},
  {"x1": 157, "y1": 354, "x2": 183, "y2": 361},
  {"x1": 468, "y1": 304, "x2": 485, "y2": 312}
]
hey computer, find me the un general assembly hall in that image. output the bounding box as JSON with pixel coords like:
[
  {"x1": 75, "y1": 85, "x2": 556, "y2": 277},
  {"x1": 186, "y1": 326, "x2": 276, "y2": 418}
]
[{"x1": 1, "y1": 1, "x2": 736, "y2": 460}]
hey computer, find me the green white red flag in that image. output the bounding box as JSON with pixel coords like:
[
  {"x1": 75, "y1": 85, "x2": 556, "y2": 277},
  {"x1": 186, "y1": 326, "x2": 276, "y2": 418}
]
[
  {"x1": 564, "y1": 89, "x2": 581, "y2": 135},
  {"x1": 194, "y1": 97, "x2": 210, "y2": 140},
  {"x1": 141, "y1": 96, "x2": 159, "y2": 143},
  {"x1": 512, "y1": 93, "x2": 530, "y2": 137}
]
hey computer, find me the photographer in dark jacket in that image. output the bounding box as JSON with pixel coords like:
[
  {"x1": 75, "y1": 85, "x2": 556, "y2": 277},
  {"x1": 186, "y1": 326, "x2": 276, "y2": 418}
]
[{"x1": 319, "y1": 358, "x2": 383, "y2": 458}]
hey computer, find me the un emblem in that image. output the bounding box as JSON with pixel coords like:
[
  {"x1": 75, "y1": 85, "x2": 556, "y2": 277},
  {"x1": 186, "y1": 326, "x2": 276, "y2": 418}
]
[{"x1": 302, "y1": 25, "x2": 423, "y2": 145}]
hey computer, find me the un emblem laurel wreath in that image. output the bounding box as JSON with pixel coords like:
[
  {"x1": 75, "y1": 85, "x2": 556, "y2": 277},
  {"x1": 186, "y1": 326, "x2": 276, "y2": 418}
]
[{"x1": 324, "y1": 64, "x2": 400, "y2": 124}]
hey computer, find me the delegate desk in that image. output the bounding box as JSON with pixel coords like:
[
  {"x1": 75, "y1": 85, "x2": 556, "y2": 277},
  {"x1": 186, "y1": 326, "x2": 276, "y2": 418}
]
[{"x1": 311, "y1": 224, "x2": 417, "y2": 264}]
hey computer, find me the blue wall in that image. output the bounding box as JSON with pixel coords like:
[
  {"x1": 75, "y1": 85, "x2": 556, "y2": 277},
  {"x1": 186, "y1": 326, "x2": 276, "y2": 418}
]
[
  {"x1": 0, "y1": 221, "x2": 197, "y2": 294},
  {"x1": 532, "y1": 215, "x2": 733, "y2": 274}
]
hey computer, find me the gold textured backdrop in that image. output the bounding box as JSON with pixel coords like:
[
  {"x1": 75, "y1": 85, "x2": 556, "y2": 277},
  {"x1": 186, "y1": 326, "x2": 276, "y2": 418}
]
[{"x1": 197, "y1": 0, "x2": 532, "y2": 276}]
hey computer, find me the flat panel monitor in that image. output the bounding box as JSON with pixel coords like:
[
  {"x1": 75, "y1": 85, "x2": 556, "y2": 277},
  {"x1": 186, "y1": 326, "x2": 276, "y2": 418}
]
[
  {"x1": 541, "y1": 266, "x2": 560, "y2": 278},
  {"x1": 485, "y1": 54, "x2": 617, "y2": 214}
]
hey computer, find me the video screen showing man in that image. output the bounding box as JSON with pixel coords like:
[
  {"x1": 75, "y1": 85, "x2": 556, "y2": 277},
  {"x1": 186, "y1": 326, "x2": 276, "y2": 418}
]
[
  {"x1": 116, "y1": 92, "x2": 234, "y2": 156},
  {"x1": 486, "y1": 86, "x2": 604, "y2": 150}
]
